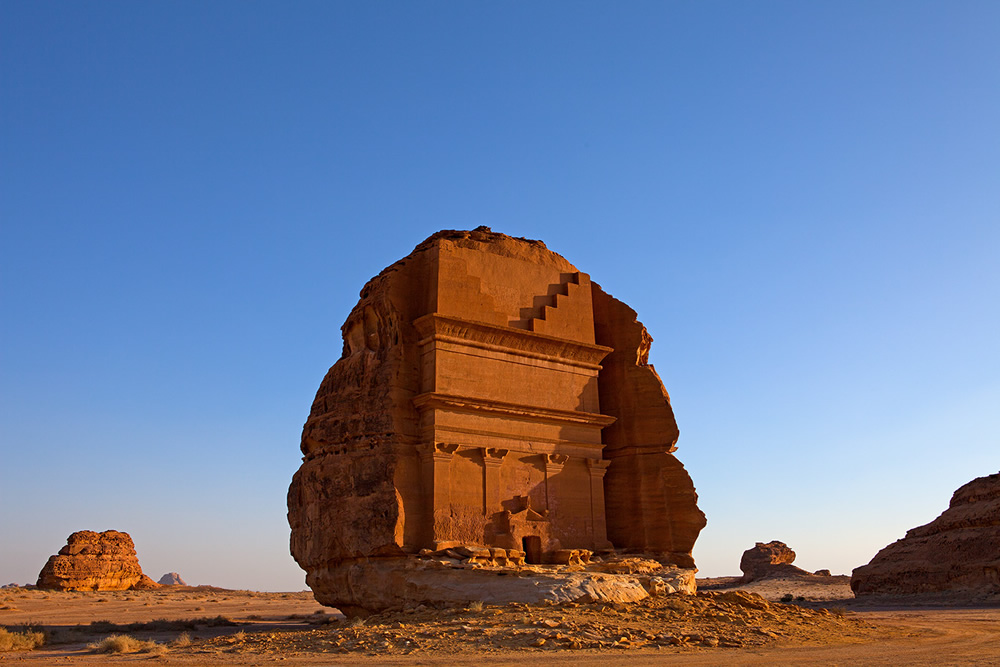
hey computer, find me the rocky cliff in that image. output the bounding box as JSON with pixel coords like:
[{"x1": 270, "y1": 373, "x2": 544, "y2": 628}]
[
  {"x1": 36, "y1": 530, "x2": 154, "y2": 591},
  {"x1": 851, "y1": 471, "x2": 1000, "y2": 596}
]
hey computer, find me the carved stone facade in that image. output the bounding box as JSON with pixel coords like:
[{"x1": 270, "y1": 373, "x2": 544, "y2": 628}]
[{"x1": 288, "y1": 228, "x2": 706, "y2": 609}]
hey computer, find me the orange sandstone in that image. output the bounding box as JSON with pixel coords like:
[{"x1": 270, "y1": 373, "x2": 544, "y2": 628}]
[
  {"x1": 287, "y1": 228, "x2": 705, "y2": 610},
  {"x1": 36, "y1": 530, "x2": 157, "y2": 591}
]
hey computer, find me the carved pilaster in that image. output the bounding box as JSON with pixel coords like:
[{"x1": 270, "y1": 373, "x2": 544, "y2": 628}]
[
  {"x1": 543, "y1": 453, "x2": 569, "y2": 512},
  {"x1": 586, "y1": 457, "x2": 613, "y2": 550},
  {"x1": 481, "y1": 447, "x2": 508, "y2": 515},
  {"x1": 418, "y1": 443, "x2": 459, "y2": 545}
]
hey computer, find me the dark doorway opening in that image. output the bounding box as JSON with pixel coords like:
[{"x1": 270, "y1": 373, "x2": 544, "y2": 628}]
[{"x1": 522, "y1": 536, "x2": 542, "y2": 564}]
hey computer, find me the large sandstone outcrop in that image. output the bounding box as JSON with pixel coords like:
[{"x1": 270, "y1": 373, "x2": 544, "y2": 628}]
[
  {"x1": 158, "y1": 572, "x2": 187, "y2": 586},
  {"x1": 288, "y1": 227, "x2": 706, "y2": 612},
  {"x1": 852, "y1": 471, "x2": 1000, "y2": 596},
  {"x1": 740, "y1": 541, "x2": 810, "y2": 583},
  {"x1": 36, "y1": 530, "x2": 156, "y2": 591}
]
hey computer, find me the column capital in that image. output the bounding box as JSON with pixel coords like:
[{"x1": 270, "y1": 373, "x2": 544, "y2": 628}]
[
  {"x1": 586, "y1": 457, "x2": 610, "y2": 476},
  {"x1": 543, "y1": 453, "x2": 569, "y2": 474},
  {"x1": 419, "y1": 442, "x2": 460, "y2": 463},
  {"x1": 482, "y1": 447, "x2": 508, "y2": 468}
]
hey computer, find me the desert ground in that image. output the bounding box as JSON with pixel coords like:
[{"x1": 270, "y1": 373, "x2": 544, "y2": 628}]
[{"x1": 2, "y1": 577, "x2": 1000, "y2": 665}]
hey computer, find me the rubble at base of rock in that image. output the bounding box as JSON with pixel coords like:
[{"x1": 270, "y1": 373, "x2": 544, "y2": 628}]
[
  {"x1": 310, "y1": 549, "x2": 695, "y2": 616},
  {"x1": 201, "y1": 590, "x2": 879, "y2": 656}
]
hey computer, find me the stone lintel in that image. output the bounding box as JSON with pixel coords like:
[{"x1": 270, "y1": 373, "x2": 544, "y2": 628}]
[
  {"x1": 421, "y1": 428, "x2": 603, "y2": 459},
  {"x1": 413, "y1": 392, "x2": 616, "y2": 429},
  {"x1": 413, "y1": 313, "x2": 613, "y2": 370}
]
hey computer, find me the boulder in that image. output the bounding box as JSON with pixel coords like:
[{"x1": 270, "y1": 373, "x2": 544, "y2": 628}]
[
  {"x1": 157, "y1": 572, "x2": 187, "y2": 586},
  {"x1": 852, "y1": 471, "x2": 1000, "y2": 596},
  {"x1": 740, "y1": 541, "x2": 809, "y2": 583},
  {"x1": 287, "y1": 227, "x2": 706, "y2": 612},
  {"x1": 36, "y1": 530, "x2": 154, "y2": 591}
]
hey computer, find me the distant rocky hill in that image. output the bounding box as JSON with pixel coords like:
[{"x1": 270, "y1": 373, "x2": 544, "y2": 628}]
[
  {"x1": 36, "y1": 530, "x2": 159, "y2": 591},
  {"x1": 158, "y1": 572, "x2": 187, "y2": 586},
  {"x1": 852, "y1": 471, "x2": 1000, "y2": 596}
]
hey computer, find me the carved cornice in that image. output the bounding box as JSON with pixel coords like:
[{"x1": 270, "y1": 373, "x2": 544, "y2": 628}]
[
  {"x1": 413, "y1": 314, "x2": 612, "y2": 370},
  {"x1": 412, "y1": 392, "x2": 617, "y2": 429}
]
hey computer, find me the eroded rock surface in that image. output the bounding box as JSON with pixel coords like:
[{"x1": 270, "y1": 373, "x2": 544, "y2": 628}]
[
  {"x1": 852, "y1": 471, "x2": 1000, "y2": 596},
  {"x1": 288, "y1": 227, "x2": 706, "y2": 611},
  {"x1": 158, "y1": 572, "x2": 187, "y2": 586},
  {"x1": 36, "y1": 530, "x2": 154, "y2": 591},
  {"x1": 740, "y1": 541, "x2": 809, "y2": 583}
]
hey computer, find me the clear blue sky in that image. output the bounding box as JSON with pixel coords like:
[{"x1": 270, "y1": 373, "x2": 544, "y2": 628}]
[{"x1": 2, "y1": 1, "x2": 997, "y2": 591}]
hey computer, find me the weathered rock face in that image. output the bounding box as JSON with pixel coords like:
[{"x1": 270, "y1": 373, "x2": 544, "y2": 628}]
[
  {"x1": 36, "y1": 530, "x2": 152, "y2": 591},
  {"x1": 288, "y1": 228, "x2": 706, "y2": 611},
  {"x1": 852, "y1": 471, "x2": 1000, "y2": 596},
  {"x1": 158, "y1": 572, "x2": 187, "y2": 586},
  {"x1": 740, "y1": 541, "x2": 809, "y2": 583}
]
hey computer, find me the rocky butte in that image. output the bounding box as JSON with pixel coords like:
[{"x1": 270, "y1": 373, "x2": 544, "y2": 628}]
[
  {"x1": 740, "y1": 541, "x2": 808, "y2": 583},
  {"x1": 287, "y1": 228, "x2": 706, "y2": 613},
  {"x1": 36, "y1": 530, "x2": 158, "y2": 591},
  {"x1": 852, "y1": 471, "x2": 1000, "y2": 597}
]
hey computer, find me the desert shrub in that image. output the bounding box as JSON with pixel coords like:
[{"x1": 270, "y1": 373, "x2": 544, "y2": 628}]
[
  {"x1": 830, "y1": 606, "x2": 847, "y2": 616},
  {"x1": 468, "y1": 601, "x2": 484, "y2": 612},
  {"x1": 170, "y1": 632, "x2": 192, "y2": 647},
  {"x1": 89, "y1": 634, "x2": 163, "y2": 654},
  {"x1": 780, "y1": 594, "x2": 794, "y2": 603},
  {"x1": 348, "y1": 617, "x2": 365, "y2": 628},
  {"x1": 203, "y1": 615, "x2": 235, "y2": 627},
  {"x1": 0, "y1": 627, "x2": 46, "y2": 651}
]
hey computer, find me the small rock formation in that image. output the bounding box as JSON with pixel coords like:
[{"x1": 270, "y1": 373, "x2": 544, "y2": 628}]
[
  {"x1": 740, "y1": 541, "x2": 809, "y2": 583},
  {"x1": 158, "y1": 572, "x2": 187, "y2": 586},
  {"x1": 852, "y1": 471, "x2": 1000, "y2": 596},
  {"x1": 36, "y1": 530, "x2": 158, "y2": 591},
  {"x1": 288, "y1": 227, "x2": 706, "y2": 612}
]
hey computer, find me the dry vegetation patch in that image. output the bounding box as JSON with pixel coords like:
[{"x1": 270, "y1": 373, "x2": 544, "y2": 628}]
[
  {"x1": 0, "y1": 627, "x2": 46, "y2": 651},
  {"x1": 89, "y1": 633, "x2": 165, "y2": 654}
]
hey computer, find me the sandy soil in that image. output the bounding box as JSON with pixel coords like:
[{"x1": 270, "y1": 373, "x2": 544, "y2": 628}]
[{"x1": 2, "y1": 580, "x2": 999, "y2": 665}]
